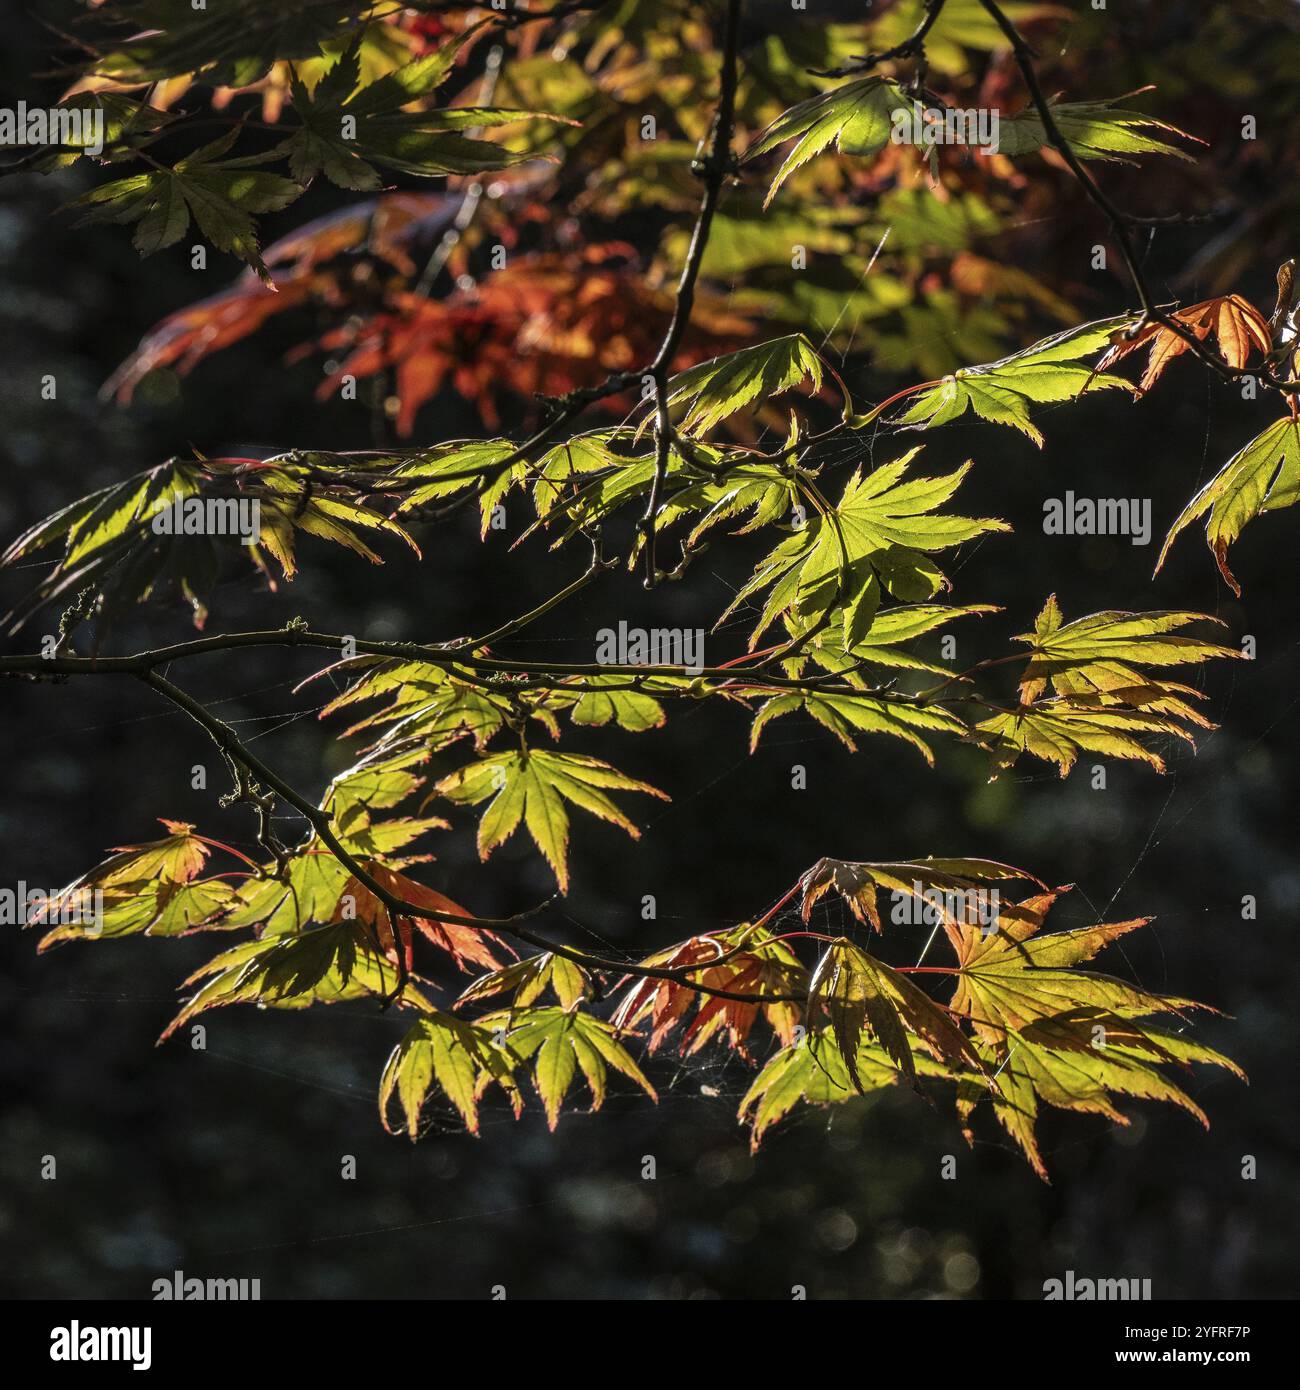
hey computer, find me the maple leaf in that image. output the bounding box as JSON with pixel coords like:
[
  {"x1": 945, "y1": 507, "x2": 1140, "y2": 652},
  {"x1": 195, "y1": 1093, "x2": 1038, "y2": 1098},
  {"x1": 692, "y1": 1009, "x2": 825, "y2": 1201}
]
[
  {"x1": 550, "y1": 676, "x2": 667, "y2": 733},
  {"x1": 777, "y1": 603, "x2": 999, "y2": 679},
  {"x1": 526, "y1": 433, "x2": 630, "y2": 520},
  {"x1": 69, "y1": 127, "x2": 302, "y2": 281},
  {"x1": 958, "y1": 1026, "x2": 1242, "y2": 1182},
  {"x1": 1014, "y1": 596, "x2": 1239, "y2": 716},
  {"x1": 743, "y1": 76, "x2": 911, "y2": 206},
  {"x1": 947, "y1": 890, "x2": 1206, "y2": 1039},
  {"x1": 524, "y1": 438, "x2": 746, "y2": 553},
  {"x1": 160, "y1": 919, "x2": 426, "y2": 1042},
  {"x1": 29, "y1": 819, "x2": 236, "y2": 949},
  {"x1": 214, "y1": 769, "x2": 453, "y2": 945},
  {"x1": 969, "y1": 598, "x2": 1237, "y2": 776},
  {"x1": 102, "y1": 192, "x2": 457, "y2": 402},
  {"x1": 1097, "y1": 294, "x2": 1271, "y2": 392},
  {"x1": 323, "y1": 746, "x2": 434, "y2": 823},
  {"x1": 947, "y1": 892, "x2": 1244, "y2": 1178},
  {"x1": 0, "y1": 455, "x2": 421, "y2": 631},
  {"x1": 1157, "y1": 415, "x2": 1300, "y2": 595},
  {"x1": 609, "y1": 926, "x2": 807, "y2": 1059},
  {"x1": 453, "y1": 951, "x2": 591, "y2": 1011},
  {"x1": 660, "y1": 334, "x2": 827, "y2": 436},
  {"x1": 13, "y1": 92, "x2": 174, "y2": 173},
  {"x1": 975, "y1": 702, "x2": 1199, "y2": 776},
  {"x1": 995, "y1": 95, "x2": 1202, "y2": 164},
  {"x1": 749, "y1": 689, "x2": 969, "y2": 764},
  {"x1": 798, "y1": 856, "x2": 1045, "y2": 937},
  {"x1": 808, "y1": 938, "x2": 983, "y2": 1092},
  {"x1": 380, "y1": 1011, "x2": 520, "y2": 1138},
  {"x1": 883, "y1": 316, "x2": 1138, "y2": 445},
  {"x1": 745, "y1": 79, "x2": 1195, "y2": 208},
  {"x1": 246, "y1": 461, "x2": 423, "y2": 579},
  {"x1": 279, "y1": 37, "x2": 555, "y2": 191},
  {"x1": 310, "y1": 246, "x2": 748, "y2": 436},
  {"x1": 336, "y1": 862, "x2": 508, "y2": 975},
  {"x1": 1, "y1": 460, "x2": 200, "y2": 630},
  {"x1": 316, "y1": 657, "x2": 530, "y2": 753},
  {"x1": 648, "y1": 457, "x2": 801, "y2": 552},
  {"x1": 105, "y1": 272, "x2": 319, "y2": 405},
  {"x1": 434, "y1": 749, "x2": 669, "y2": 892},
  {"x1": 79, "y1": 0, "x2": 371, "y2": 88},
  {"x1": 391, "y1": 440, "x2": 520, "y2": 534},
  {"x1": 739, "y1": 1029, "x2": 954, "y2": 1150},
  {"x1": 718, "y1": 449, "x2": 1008, "y2": 648},
  {"x1": 478, "y1": 1005, "x2": 657, "y2": 1129}
]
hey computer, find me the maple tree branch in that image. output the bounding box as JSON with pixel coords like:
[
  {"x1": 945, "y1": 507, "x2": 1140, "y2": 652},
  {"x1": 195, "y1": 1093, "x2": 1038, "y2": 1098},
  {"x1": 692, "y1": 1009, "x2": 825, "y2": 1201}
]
[
  {"x1": 498, "y1": 923, "x2": 809, "y2": 1005},
  {"x1": 980, "y1": 0, "x2": 1300, "y2": 394},
  {"x1": 76, "y1": 663, "x2": 860, "y2": 1011},
  {"x1": 0, "y1": 632, "x2": 932, "y2": 703},
  {"x1": 144, "y1": 660, "x2": 820, "y2": 1008},
  {"x1": 7, "y1": 648, "x2": 942, "y2": 1011},
  {"x1": 978, "y1": 0, "x2": 1159, "y2": 321},
  {"x1": 638, "y1": 0, "x2": 743, "y2": 588},
  {"x1": 414, "y1": 0, "x2": 611, "y2": 29},
  {"x1": 134, "y1": 668, "x2": 557, "y2": 1006},
  {"x1": 443, "y1": 532, "x2": 617, "y2": 653},
  {"x1": 809, "y1": 0, "x2": 947, "y2": 79}
]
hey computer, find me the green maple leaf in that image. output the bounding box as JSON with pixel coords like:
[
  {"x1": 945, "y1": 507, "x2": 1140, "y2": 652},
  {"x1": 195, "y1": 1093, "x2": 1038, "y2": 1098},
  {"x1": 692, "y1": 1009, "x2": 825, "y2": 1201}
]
[
  {"x1": 85, "y1": 0, "x2": 367, "y2": 87},
  {"x1": 435, "y1": 749, "x2": 669, "y2": 892},
  {"x1": 749, "y1": 688, "x2": 969, "y2": 764},
  {"x1": 70, "y1": 127, "x2": 301, "y2": 279},
  {"x1": 1014, "y1": 595, "x2": 1239, "y2": 715},
  {"x1": 1, "y1": 456, "x2": 419, "y2": 630},
  {"x1": 31, "y1": 819, "x2": 232, "y2": 949},
  {"x1": 719, "y1": 449, "x2": 1007, "y2": 647},
  {"x1": 808, "y1": 938, "x2": 982, "y2": 1092},
  {"x1": 972, "y1": 597, "x2": 1237, "y2": 777},
  {"x1": 1157, "y1": 415, "x2": 1300, "y2": 596},
  {"x1": 320, "y1": 659, "x2": 526, "y2": 753},
  {"x1": 778, "y1": 603, "x2": 999, "y2": 678},
  {"x1": 651, "y1": 458, "x2": 800, "y2": 549},
  {"x1": 555, "y1": 676, "x2": 667, "y2": 733},
  {"x1": 280, "y1": 39, "x2": 556, "y2": 190},
  {"x1": 885, "y1": 317, "x2": 1139, "y2": 445},
  {"x1": 947, "y1": 890, "x2": 1205, "y2": 1037},
  {"x1": 743, "y1": 76, "x2": 911, "y2": 206},
  {"x1": 245, "y1": 463, "x2": 421, "y2": 578},
  {"x1": 996, "y1": 96, "x2": 1201, "y2": 164},
  {"x1": 975, "y1": 702, "x2": 1200, "y2": 776},
  {"x1": 662, "y1": 335, "x2": 826, "y2": 436},
  {"x1": 0, "y1": 460, "x2": 206, "y2": 629},
  {"x1": 478, "y1": 1005, "x2": 657, "y2": 1129},
  {"x1": 739, "y1": 1028, "x2": 952, "y2": 1149},
  {"x1": 949, "y1": 894, "x2": 1243, "y2": 1179},
  {"x1": 453, "y1": 951, "x2": 591, "y2": 1011},
  {"x1": 380, "y1": 1012, "x2": 520, "y2": 1138},
  {"x1": 159, "y1": 919, "x2": 423, "y2": 1042}
]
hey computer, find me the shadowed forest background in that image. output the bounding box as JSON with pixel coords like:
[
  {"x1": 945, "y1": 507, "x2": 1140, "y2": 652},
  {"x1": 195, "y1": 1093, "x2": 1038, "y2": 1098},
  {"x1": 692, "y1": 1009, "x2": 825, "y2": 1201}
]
[{"x1": 1, "y1": 0, "x2": 1298, "y2": 1299}]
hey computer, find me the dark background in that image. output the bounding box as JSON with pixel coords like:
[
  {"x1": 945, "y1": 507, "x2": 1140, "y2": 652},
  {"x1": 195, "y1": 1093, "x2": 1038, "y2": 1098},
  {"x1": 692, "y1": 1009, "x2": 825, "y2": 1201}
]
[{"x1": 1, "y1": 1, "x2": 1297, "y2": 1299}]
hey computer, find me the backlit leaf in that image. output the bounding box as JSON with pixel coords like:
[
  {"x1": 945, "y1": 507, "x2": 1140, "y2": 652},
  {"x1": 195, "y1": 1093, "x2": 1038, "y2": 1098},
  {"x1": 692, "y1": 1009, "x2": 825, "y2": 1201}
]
[{"x1": 435, "y1": 750, "x2": 668, "y2": 892}]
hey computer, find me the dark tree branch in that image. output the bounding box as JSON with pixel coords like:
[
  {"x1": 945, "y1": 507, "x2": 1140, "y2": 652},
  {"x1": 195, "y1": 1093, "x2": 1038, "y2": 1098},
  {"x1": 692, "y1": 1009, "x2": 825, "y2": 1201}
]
[
  {"x1": 638, "y1": 0, "x2": 743, "y2": 589},
  {"x1": 980, "y1": 0, "x2": 1300, "y2": 393},
  {"x1": 809, "y1": 0, "x2": 947, "y2": 79}
]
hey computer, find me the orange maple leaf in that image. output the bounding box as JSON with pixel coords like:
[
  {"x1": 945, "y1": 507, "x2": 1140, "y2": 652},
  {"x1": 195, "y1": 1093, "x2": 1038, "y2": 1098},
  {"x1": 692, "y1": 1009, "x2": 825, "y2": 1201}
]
[{"x1": 1098, "y1": 293, "x2": 1271, "y2": 392}]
